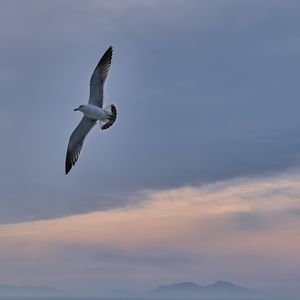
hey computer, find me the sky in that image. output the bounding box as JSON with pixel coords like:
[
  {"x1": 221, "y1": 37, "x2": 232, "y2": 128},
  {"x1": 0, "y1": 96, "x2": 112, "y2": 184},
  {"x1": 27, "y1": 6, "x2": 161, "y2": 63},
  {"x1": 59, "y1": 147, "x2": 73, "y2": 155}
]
[{"x1": 0, "y1": 0, "x2": 300, "y2": 295}]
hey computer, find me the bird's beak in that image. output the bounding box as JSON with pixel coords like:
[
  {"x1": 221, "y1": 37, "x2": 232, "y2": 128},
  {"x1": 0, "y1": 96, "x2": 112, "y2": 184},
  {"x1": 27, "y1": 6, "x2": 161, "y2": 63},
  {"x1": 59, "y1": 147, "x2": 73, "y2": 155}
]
[{"x1": 74, "y1": 108, "x2": 78, "y2": 111}]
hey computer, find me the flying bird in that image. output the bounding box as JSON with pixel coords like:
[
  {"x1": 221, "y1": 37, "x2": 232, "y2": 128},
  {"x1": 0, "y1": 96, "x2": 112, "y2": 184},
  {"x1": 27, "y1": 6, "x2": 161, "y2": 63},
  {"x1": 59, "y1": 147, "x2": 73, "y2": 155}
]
[{"x1": 65, "y1": 46, "x2": 117, "y2": 174}]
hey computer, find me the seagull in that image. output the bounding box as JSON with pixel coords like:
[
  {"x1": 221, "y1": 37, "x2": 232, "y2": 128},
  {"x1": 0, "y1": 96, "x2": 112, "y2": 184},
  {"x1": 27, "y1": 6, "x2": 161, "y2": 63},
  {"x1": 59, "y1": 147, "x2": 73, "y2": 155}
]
[{"x1": 65, "y1": 46, "x2": 117, "y2": 174}]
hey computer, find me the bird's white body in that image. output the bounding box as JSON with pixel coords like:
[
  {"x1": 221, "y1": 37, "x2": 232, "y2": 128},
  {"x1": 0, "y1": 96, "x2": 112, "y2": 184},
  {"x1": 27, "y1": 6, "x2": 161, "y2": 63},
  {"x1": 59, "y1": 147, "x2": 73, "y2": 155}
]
[{"x1": 76, "y1": 104, "x2": 110, "y2": 121}]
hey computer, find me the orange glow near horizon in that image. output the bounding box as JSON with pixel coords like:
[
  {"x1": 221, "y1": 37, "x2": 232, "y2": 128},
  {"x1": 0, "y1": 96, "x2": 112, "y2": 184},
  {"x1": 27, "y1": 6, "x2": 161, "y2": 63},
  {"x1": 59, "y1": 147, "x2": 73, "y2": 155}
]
[{"x1": 0, "y1": 172, "x2": 300, "y2": 290}]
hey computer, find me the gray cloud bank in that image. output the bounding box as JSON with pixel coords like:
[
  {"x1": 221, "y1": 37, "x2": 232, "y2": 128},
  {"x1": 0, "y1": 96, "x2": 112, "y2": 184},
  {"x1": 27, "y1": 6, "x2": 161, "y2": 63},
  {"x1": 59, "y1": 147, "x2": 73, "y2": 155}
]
[{"x1": 1, "y1": 0, "x2": 300, "y2": 222}]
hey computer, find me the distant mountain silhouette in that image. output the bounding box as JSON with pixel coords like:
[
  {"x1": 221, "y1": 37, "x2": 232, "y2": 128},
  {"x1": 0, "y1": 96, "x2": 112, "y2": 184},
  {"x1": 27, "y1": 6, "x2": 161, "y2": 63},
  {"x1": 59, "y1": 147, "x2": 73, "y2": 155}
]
[
  {"x1": 149, "y1": 280, "x2": 262, "y2": 299},
  {"x1": 0, "y1": 281, "x2": 276, "y2": 299},
  {"x1": 206, "y1": 280, "x2": 250, "y2": 292}
]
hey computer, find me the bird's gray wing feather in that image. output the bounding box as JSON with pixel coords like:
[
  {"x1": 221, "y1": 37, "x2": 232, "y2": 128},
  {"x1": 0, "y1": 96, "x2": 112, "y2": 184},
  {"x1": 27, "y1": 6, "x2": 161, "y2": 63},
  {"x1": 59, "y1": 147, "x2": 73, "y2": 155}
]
[
  {"x1": 65, "y1": 116, "x2": 96, "y2": 174},
  {"x1": 88, "y1": 46, "x2": 113, "y2": 108}
]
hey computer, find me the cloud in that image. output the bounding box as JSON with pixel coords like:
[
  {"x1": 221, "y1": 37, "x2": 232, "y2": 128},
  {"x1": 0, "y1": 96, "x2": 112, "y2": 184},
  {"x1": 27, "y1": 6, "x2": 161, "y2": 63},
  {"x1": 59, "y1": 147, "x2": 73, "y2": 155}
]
[{"x1": 0, "y1": 172, "x2": 300, "y2": 291}]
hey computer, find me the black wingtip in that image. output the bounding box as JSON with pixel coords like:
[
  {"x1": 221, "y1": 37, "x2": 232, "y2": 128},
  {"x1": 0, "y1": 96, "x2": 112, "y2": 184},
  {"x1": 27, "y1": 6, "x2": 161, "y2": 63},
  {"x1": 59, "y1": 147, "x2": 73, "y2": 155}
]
[
  {"x1": 103, "y1": 46, "x2": 113, "y2": 56},
  {"x1": 103, "y1": 46, "x2": 113, "y2": 60},
  {"x1": 103, "y1": 46, "x2": 113, "y2": 58},
  {"x1": 95, "y1": 46, "x2": 112, "y2": 68},
  {"x1": 65, "y1": 151, "x2": 72, "y2": 175}
]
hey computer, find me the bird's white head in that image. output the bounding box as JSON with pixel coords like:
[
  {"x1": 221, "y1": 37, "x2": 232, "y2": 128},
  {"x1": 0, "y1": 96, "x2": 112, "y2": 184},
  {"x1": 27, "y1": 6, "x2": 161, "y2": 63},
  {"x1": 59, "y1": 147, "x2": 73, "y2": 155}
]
[{"x1": 74, "y1": 105, "x2": 85, "y2": 112}]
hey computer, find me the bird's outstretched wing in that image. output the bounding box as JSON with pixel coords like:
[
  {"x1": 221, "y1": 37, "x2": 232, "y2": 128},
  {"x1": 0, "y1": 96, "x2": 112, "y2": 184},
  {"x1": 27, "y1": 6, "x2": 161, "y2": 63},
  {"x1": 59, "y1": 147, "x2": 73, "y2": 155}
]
[
  {"x1": 89, "y1": 46, "x2": 113, "y2": 108},
  {"x1": 65, "y1": 117, "x2": 96, "y2": 174}
]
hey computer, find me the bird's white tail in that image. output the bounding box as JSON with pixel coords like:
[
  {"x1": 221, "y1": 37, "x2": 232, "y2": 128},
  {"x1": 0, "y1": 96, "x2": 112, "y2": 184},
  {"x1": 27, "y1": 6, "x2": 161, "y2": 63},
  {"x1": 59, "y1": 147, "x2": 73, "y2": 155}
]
[{"x1": 101, "y1": 104, "x2": 117, "y2": 130}]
